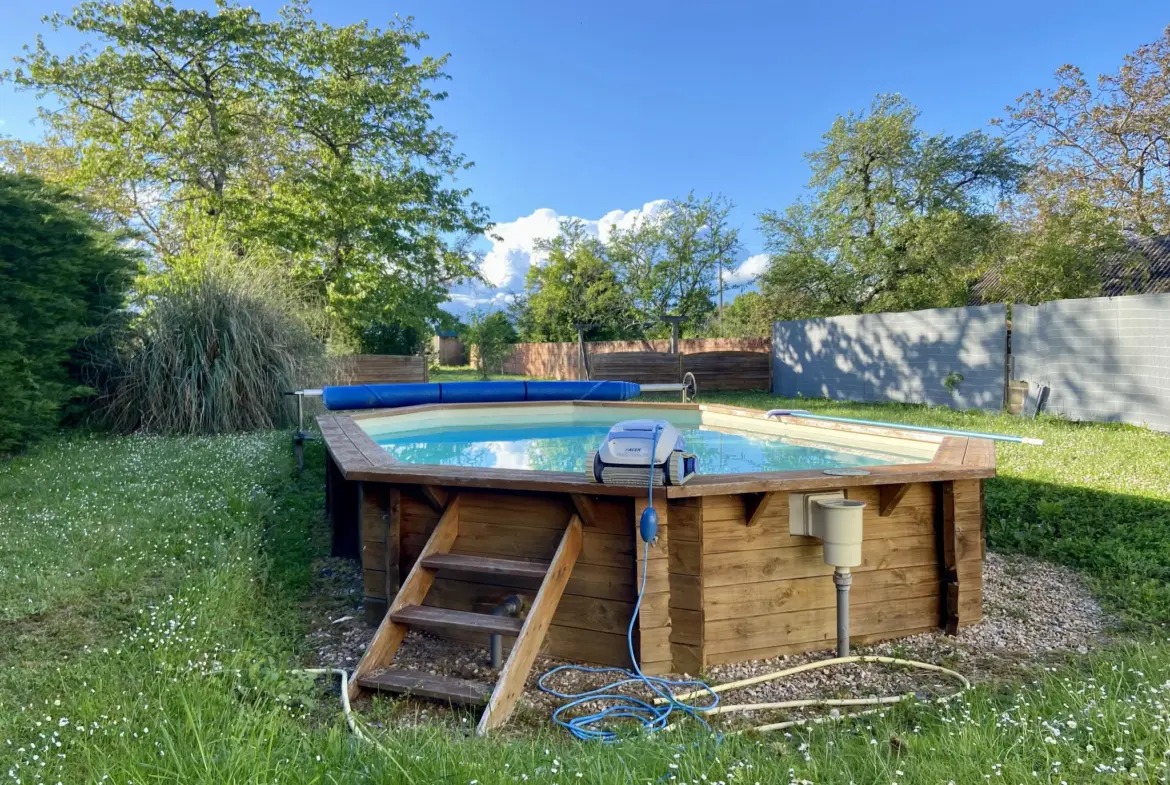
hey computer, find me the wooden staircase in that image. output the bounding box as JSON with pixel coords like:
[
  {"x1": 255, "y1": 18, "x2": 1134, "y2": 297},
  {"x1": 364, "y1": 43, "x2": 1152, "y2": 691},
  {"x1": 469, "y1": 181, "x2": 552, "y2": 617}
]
[{"x1": 348, "y1": 494, "x2": 583, "y2": 735}]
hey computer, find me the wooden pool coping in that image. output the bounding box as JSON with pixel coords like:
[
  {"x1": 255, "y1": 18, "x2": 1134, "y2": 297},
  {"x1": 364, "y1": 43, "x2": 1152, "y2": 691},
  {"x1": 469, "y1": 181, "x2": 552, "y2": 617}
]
[{"x1": 317, "y1": 401, "x2": 995, "y2": 499}]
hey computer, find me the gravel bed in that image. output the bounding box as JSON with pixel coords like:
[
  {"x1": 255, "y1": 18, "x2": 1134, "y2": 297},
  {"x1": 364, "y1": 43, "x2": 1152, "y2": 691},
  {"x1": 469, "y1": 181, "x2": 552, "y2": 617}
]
[{"x1": 302, "y1": 551, "x2": 1112, "y2": 731}]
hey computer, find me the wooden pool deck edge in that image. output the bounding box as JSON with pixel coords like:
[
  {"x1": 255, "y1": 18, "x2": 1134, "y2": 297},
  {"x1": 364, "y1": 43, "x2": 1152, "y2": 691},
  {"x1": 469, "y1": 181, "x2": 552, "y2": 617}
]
[{"x1": 317, "y1": 403, "x2": 995, "y2": 499}]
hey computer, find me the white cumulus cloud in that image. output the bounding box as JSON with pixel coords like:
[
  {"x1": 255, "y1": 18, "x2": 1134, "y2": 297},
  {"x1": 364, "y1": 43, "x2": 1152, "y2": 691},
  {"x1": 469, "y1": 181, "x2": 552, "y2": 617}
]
[
  {"x1": 724, "y1": 253, "x2": 770, "y2": 286},
  {"x1": 478, "y1": 200, "x2": 670, "y2": 290}
]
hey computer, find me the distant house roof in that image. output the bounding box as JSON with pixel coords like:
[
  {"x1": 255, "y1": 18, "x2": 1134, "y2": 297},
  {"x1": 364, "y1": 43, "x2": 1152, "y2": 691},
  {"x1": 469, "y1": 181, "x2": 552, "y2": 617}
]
[{"x1": 969, "y1": 232, "x2": 1170, "y2": 305}]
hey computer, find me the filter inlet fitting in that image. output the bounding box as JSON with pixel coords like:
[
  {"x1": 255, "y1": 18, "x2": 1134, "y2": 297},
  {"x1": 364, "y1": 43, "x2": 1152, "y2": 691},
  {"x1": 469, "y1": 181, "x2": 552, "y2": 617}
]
[{"x1": 834, "y1": 568, "x2": 853, "y2": 657}]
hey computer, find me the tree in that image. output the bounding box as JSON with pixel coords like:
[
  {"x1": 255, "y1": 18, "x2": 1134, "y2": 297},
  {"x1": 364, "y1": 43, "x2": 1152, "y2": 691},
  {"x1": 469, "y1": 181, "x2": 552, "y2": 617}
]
[
  {"x1": 607, "y1": 193, "x2": 741, "y2": 332},
  {"x1": 757, "y1": 94, "x2": 1023, "y2": 319},
  {"x1": 999, "y1": 27, "x2": 1170, "y2": 233},
  {"x1": 3, "y1": 0, "x2": 488, "y2": 344},
  {"x1": 715, "y1": 291, "x2": 777, "y2": 338},
  {"x1": 515, "y1": 219, "x2": 635, "y2": 342},
  {"x1": 0, "y1": 173, "x2": 139, "y2": 452},
  {"x1": 995, "y1": 196, "x2": 1126, "y2": 304},
  {"x1": 461, "y1": 310, "x2": 518, "y2": 379}
]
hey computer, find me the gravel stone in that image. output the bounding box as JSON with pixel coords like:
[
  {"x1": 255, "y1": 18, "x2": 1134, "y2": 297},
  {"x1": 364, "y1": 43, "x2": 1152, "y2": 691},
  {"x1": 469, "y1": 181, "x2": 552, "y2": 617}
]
[{"x1": 302, "y1": 551, "x2": 1111, "y2": 730}]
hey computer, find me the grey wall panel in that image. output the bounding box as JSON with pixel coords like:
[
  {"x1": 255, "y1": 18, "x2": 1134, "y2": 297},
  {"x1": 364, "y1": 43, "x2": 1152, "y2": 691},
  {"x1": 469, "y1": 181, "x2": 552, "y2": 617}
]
[
  {"x1": 772, "y1": 304, "x2": 1008, "y2": 410},
  {"x1": 1013, "y1": 293, "x2": 1170, "y2": 432}
]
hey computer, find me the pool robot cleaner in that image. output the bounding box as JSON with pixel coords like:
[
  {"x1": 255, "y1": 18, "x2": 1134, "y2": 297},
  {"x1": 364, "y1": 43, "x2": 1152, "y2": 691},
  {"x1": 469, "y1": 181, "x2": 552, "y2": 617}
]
[{"x1": 590, "y1": 419, "x2": 697, "y2": 487}]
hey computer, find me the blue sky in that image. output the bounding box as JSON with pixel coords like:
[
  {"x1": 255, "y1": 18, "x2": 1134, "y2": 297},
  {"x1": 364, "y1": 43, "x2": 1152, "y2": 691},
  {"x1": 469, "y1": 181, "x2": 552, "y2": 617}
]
[{"x1": 1, "y1": 0, "x2": 1167, "y2": 311}]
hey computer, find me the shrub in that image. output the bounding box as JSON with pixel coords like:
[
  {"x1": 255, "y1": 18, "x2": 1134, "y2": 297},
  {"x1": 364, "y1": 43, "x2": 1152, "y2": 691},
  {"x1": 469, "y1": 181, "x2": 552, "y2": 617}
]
[
  {"x1": 97, "y1": 257, "x2": 326, "y2": 434},
  {"x1": 461, "y1": 310, "x2": 518, "y2": 378},
  {"x1": 0, "y1": 173, "x2": 138, "y2": 453}
]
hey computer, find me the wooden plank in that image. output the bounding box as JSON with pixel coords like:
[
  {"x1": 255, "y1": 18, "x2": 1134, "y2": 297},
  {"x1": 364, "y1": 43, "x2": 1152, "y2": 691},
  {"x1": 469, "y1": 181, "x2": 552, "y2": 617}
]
[
  {"x1": 358, "y1": 669, "x2": 490, "y2": 705},
  {"x1": 348, "y1": 494, "x2": 461, "y2": 700},
  {"x1": 424, "y1": 577, "x2": 668, "y2": 635},
  {"x1": 703, "y1": 594, "x2": 940, "y2": 655},
  {"x1": 680, "y1": 351, "x2": 771, "y2": 392},
  {"x1": 963, "y1": 438, "x2": 995, "y2": 469},
  {"x1": 701, "y1": 531, "x2": 979, "y2": 587},
  {"x1": 879, "y1": 483, "x2": 911, "y2": 517},
  {"x1": 570, "y1": 493, "x2": 602, "y2": 529},
  {"x1": 418, "y1": 485, "x2": 449, "y2": 512},
  {"x1": 668, "y1": 499, "x2": 701, "y2": 542},
  {"x1": 406, "y1": 520, "x2": 657, "y2": 569},
  {"x1": 390, "y1": 604, "x2": 525, "y2": 636},
  {"x1": 670, "y1": 643, "x2": 703, "y2": 674},
  {"x1": 932, "y1": 437, "x2": 969, "y2": 467},
  {"x1": 744, "y1": 492, "x2": 781, "y2": 528},
  {"x1": 386, "y1": 488, "x2": 401, "y2": 599},
  {"x1": 421, "y1": 553, "x2": 550, "y2": 580},
  {"x1": 589, "y1": 351, "x2": 681, "y2": 385},
  {"x1": 704, "y1": 625, "x2": 940, "y2": 665},
  {"x1": 664, "y1": 460, "x2": 995, "y2": 498},
  {"x1": 669, "y1": 573, "x2": 703, "y2": 611},
  {"x1": 670, "y1": 608, "x2": 703, "y2": 646},
  {"x1": 703, "y1": 564, "x2": 983, "y2": 621},
  {"x1": 633, "y1": 496, "x2": 672, "y2": 667},
  {"x1": 935, "y1": 481, "x2": 960, "y2": 634},
  {"x1": 337, "y1": 416, "x2": 393, "y2": 470},
  {"x1": 478, "y1": 515, "x2": 583, "y2": 735}
]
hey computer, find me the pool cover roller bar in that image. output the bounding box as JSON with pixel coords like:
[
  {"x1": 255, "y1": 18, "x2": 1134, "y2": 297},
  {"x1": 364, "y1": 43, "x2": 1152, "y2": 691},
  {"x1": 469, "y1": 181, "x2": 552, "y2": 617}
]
[{"x1": 321, "y1": 380, "x2": 642, "y2": 411}]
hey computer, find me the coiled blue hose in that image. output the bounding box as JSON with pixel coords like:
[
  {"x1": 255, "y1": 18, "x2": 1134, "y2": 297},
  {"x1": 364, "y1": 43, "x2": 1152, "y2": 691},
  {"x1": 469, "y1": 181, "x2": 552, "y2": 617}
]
[{"x1": 538, "y1": 424, "x2": 719, "y2": 741}]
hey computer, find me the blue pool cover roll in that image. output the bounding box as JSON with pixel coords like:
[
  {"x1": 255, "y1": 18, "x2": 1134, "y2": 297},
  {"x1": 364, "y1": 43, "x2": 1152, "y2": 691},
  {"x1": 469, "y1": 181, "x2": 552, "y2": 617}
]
[{"x1": 321, "y1": 380, "x2": 641, "y2": 411}]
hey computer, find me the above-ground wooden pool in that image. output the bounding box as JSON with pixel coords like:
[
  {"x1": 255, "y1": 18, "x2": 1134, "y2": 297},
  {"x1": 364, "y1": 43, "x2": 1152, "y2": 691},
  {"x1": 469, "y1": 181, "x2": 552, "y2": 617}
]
[{"x1": 320, "y1": 400, "x2": 994, "y2": 731}]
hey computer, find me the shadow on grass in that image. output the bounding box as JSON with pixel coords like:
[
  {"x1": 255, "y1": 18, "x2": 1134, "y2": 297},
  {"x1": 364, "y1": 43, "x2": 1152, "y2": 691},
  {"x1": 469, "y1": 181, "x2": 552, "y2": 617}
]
[{"x1": 987, "y1": 476, "x2": 1170, "y2": 627}]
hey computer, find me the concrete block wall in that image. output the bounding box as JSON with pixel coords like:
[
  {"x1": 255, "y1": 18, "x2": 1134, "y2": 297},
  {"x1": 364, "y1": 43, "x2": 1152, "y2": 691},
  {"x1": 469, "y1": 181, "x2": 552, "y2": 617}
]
[
  {"x1": 1013, "y1": 293, "x2": 1170, "y2": 433},
  {"x1": 772, "y1": 304, "x2": 1008, "y2": 410}
]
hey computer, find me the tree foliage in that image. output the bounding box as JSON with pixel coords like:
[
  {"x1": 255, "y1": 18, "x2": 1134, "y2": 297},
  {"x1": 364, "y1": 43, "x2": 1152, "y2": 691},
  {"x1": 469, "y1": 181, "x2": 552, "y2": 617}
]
[
  {"x1": 999, "y1": 27, "x2": 1170, "y2": 234},
  {"x1": 608, "y1": 193, "x2": 741, "y2": 330},
  {"x1": 757, "y1": 95, "x2": 1023, "y2": 320},
  {"x1": 461, "y1": 309, "x2": 518, "y2": 379},
  {"x1": 513, "y1": 195, "x2": 740, "y2": 341},
  {"x1": 3, "y1": 0, "x2": 487, "y2": 344},
  {"x1": 0, "y1": 173, "x2": 139, "y2": 452},
  {"x1": 514, "y1": 219, "x2": 635, "y2": 342}
]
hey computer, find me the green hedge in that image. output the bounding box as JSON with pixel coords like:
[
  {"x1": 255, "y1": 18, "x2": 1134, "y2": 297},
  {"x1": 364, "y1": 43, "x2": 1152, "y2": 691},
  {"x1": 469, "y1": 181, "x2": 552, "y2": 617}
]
[{"x1": 0, "y1": 174, "x2": 138, "y2": 452}]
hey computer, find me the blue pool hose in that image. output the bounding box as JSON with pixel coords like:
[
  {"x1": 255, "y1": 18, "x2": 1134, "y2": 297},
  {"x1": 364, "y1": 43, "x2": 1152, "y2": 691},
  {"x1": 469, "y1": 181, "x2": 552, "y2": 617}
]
[
  {"x1": 766, "y1": 409, "x2": 1044, "y2": 446},
  {"x1": 538, "y1": 424, "x2": 720, "y2": 741}
]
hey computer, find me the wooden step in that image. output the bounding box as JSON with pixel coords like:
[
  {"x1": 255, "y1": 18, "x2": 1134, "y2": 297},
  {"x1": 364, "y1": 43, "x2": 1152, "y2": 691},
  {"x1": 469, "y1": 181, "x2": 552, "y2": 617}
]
[
  {"x1": 421, "y1": 553, "x2": 550, "y2": 580},
  {"x1": 358, "y1": 668, "x2": 491, "y2": 705},
  {"x1": 390, "y1": 604, "x2": 525, "y2": 636}
]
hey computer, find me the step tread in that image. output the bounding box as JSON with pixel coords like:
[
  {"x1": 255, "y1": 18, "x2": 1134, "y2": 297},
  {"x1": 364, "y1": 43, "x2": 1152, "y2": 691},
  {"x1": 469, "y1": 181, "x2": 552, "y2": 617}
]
[
  {"x1": 421, "y1": 552, "x2": 550, "y2": 579},
  {"x1": 390, "y1": 604, "x2": 525, "y2": 635},
  {"x1": 357, "y1": 668, "x2": 491, "y2": 704}
]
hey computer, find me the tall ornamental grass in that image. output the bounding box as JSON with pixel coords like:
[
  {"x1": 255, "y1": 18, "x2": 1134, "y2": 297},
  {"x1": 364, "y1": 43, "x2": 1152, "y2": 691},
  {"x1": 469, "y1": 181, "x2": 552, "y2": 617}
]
[{"x1": 98, "y1": 259, "x2": 326, "y2": 434}]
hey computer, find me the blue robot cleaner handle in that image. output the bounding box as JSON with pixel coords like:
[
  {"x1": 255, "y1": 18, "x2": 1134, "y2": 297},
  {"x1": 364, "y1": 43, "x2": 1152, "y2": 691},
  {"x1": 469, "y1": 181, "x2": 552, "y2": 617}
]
[{"x1": 538, "y1": 424, "x2": 719, "y2": 740}]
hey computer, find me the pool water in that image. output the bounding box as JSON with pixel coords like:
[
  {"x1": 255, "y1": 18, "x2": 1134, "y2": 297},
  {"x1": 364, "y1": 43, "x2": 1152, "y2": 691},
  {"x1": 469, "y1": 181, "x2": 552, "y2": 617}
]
[{"x1": 371, "y1": 423, "x2": 909, "y2": 474}]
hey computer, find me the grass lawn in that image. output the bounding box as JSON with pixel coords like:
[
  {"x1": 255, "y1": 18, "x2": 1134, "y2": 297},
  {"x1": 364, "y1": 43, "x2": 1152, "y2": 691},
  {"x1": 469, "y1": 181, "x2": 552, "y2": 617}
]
[{"x1": 2, "y1": 392, "x2": 1170, "y2": 784}]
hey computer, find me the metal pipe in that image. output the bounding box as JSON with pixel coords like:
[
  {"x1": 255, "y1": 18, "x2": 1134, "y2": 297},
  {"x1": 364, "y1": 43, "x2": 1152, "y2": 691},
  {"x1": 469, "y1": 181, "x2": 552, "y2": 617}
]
[
  {"x1": 490, "y1": 595, "x2": 524, "y2": 668},
  {"x1": 834, "y1": 568, "x2": 852, "y2": 658},
  {"x1": 637, "y1": 383, "x2": 689, "y2": 392},
  {"x1": 766, "y1": 409, "x2": 1044, "y2": 446}
]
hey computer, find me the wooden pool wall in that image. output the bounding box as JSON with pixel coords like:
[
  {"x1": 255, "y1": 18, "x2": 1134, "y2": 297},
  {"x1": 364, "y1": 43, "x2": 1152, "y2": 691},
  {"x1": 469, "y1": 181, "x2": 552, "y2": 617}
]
[{"x1": 322, "y1": 403, "x2": 993, "y2": 674}]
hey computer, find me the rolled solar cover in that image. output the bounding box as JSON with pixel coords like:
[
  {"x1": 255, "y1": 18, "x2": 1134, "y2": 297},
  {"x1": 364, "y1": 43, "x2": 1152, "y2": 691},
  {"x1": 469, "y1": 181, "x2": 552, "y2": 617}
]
[
  {"x1": 320, "y1": 379, "x2": 643, "y2": 410},
  {"x1": 439, "y1": 380, "x2": 527, "y2": 403},
  {"x1": 321, "y1": 382, "x2": 440, "y2": 410},
  {"x1": 524, "y1": 380, "x2": 640, "y2": 402}
]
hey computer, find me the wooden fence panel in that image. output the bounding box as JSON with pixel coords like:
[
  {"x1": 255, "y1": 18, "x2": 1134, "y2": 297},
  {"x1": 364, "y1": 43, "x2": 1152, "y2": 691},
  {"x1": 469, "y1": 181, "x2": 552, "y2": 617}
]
[
  {"x1": 589, "y1": 352, "x2": 681, "y2": 385},
  {"x1": 337, "y1": 354, "x2": 428, "y2": 384},
  {"x1": 682, "y1": 351, "x2": 771, "y2": 392},
  {"x1": 500, "y1": 338, "x2": 771, "y2": 380}
]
